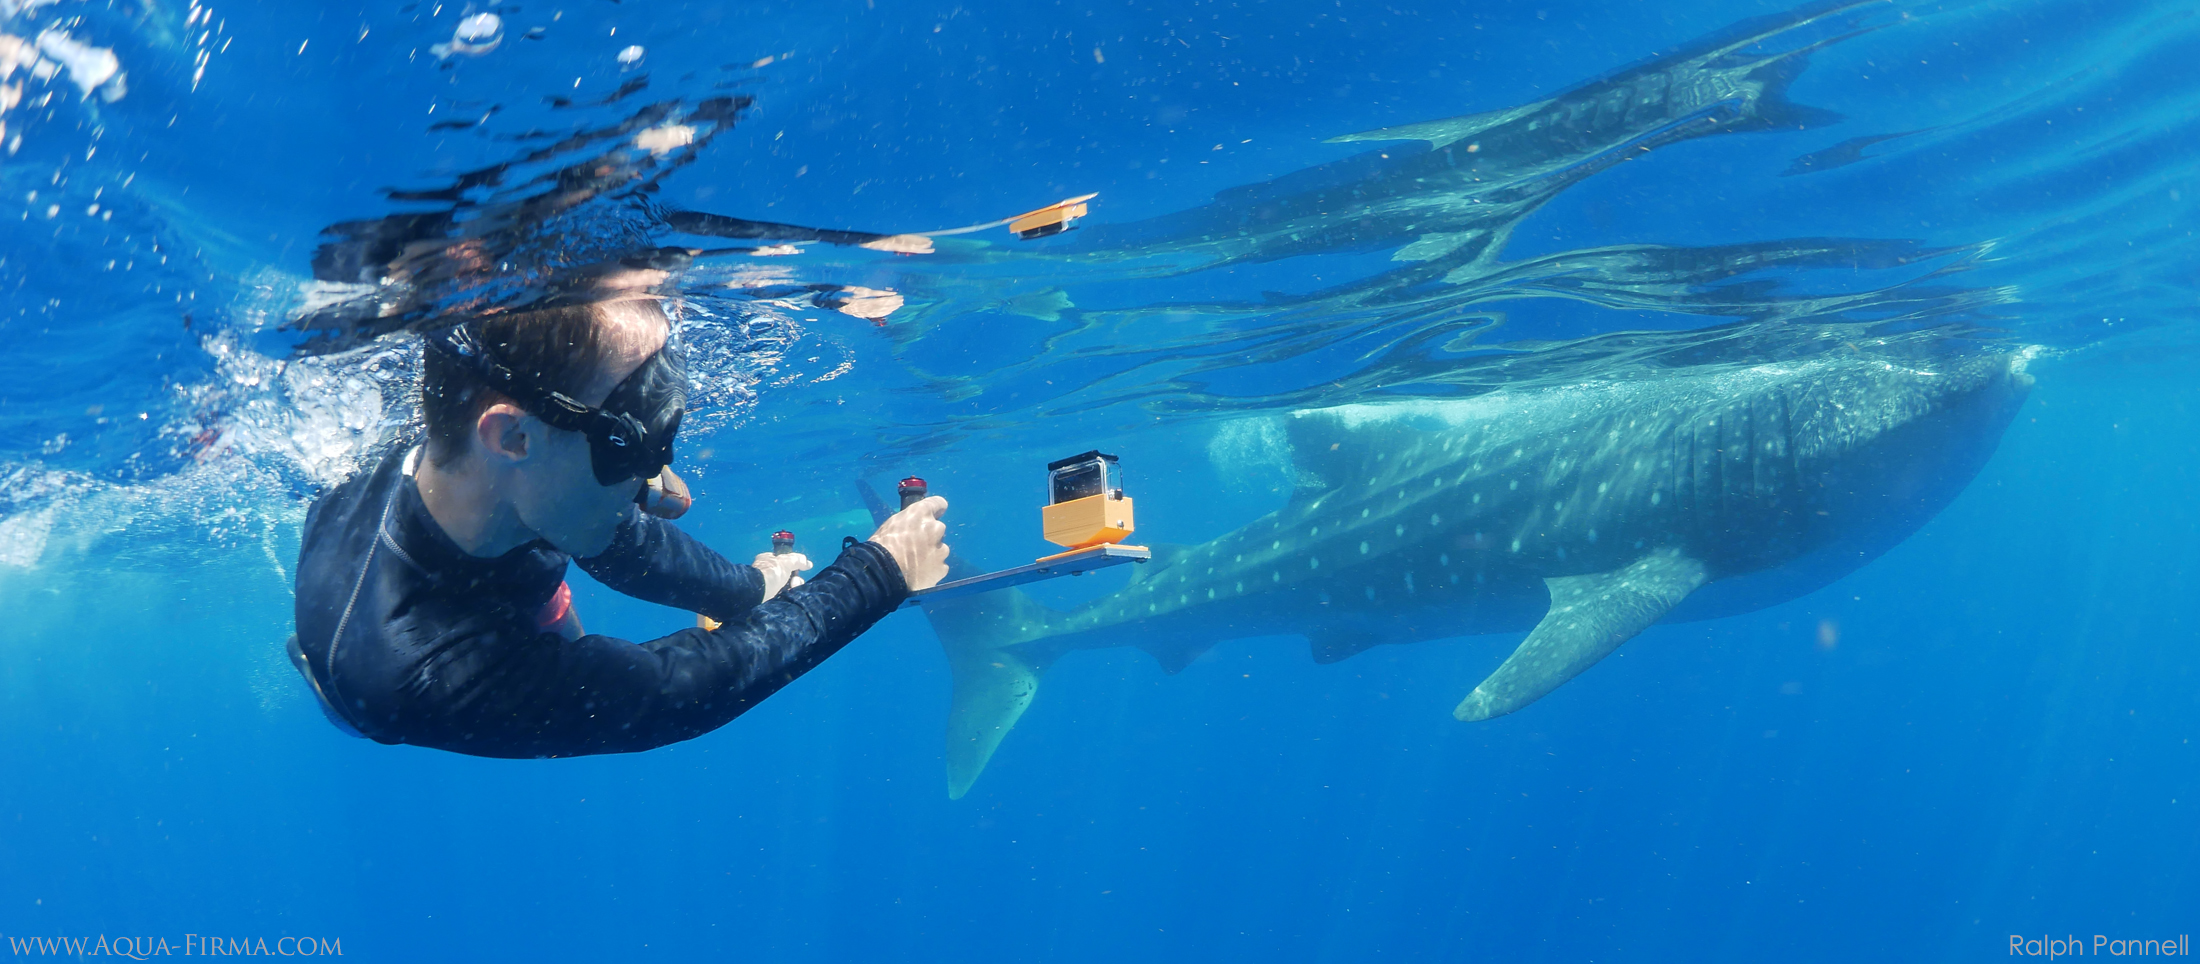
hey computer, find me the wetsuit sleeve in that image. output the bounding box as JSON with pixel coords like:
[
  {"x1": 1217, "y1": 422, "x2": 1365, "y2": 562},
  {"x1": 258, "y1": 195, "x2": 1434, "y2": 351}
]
[
  {"x1": 393, "y1": 540, "x2": 907, "y2": 758},
  {"x1": 574, "y1": 508, "x2": 765, "y2": 623}
]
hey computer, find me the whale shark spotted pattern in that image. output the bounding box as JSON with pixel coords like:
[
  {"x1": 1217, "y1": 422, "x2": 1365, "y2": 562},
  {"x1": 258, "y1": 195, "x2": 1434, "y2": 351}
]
[{"x1": 909, "y1": 348, "x2": 2035, "y2": 798}]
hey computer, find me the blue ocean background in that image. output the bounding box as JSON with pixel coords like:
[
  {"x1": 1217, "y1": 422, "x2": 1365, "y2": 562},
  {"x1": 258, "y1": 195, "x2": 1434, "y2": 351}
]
[{"x1": 0, "y1": 0, "x2": 2195, "y2": 959}]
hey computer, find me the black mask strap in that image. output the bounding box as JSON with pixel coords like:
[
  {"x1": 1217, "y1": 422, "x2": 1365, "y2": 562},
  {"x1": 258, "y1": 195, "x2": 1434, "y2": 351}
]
[{"x1": 423, "y1": 324, "x2": 683, "y2": 485}]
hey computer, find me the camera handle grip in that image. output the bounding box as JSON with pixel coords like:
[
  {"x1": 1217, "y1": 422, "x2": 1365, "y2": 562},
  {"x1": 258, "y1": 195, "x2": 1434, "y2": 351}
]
[{"x1": 897, "y1": 476, "x2": 929, "y2": 510}]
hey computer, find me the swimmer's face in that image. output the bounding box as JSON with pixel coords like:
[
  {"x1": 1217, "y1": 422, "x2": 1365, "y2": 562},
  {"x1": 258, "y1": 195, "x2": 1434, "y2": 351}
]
[{"x1": 501, "y1": 304, "x2": 670, "y2": 557}]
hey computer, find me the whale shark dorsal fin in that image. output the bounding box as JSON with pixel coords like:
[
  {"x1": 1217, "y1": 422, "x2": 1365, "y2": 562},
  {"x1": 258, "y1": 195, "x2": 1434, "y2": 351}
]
[
  {"x1": 1325, "y1": 103, "x2": 1543, "y2": 151},
  {"x1": 1453, "y1": 549, "x2": 1708, "y2": 722}
]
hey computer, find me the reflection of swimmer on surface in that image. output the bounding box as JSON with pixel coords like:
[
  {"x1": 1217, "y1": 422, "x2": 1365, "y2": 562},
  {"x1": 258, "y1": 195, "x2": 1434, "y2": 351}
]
[
  {"x1": 288, "y1": 296, "x2": 954, "y2": 755},
  {"x1": 284, "y1": 98, "x2": 1091, "y2": 355},
  {"x1": 290, "y1": 201, "x2": 940, "y2": 354},
  {"x1": 281, "y1": 97, "x2": 936, "y2": 355}
]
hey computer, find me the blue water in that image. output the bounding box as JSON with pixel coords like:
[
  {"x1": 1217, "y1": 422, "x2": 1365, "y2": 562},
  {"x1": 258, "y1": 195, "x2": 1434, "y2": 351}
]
[{"x1": 1, "y1": 0, "x2": 2195, "y2": 959}]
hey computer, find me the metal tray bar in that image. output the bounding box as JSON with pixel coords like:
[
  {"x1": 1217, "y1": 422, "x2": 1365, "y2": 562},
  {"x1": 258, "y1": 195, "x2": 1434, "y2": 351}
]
[{"x1": 901, "y1": 543, "x2": 1150, "y2": 609}]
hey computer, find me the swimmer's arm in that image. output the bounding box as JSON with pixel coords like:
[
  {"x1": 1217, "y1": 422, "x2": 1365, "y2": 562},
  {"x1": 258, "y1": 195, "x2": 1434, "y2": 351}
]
[
  {"x1": 403, "y1": 540, "x2": 908, "y2": 757},
  {"x1": 575, "y1": 508, "x2": 764, "y2": 623}
]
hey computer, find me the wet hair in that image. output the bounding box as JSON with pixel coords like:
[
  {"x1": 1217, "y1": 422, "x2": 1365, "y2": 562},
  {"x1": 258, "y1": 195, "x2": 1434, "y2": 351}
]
[{"x1": 418, "y1": 300, "x2": 664, "y2": 467}]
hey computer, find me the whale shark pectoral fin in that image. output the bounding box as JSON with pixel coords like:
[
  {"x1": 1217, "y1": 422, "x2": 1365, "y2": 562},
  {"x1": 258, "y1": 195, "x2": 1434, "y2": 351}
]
[
  {"x1": 1453, "y1": 549, "x2": 1708, "y2": 722},
  {"x1": 944, "y1": 645, "x2": 1040, "y2": 800}
]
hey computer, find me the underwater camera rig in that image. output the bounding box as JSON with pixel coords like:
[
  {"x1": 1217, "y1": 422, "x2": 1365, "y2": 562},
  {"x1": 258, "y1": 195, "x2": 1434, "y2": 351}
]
[
  {"x1": 894, "y1": 450, "x2": 1150, "y2": 608},
  {"x1": 701, "y1": 452, "x2": 1149, "y2": 630}
]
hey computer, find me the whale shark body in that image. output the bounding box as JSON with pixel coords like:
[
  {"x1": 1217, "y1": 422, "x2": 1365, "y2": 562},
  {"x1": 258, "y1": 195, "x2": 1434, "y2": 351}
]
[{"x1": 914, "y1": 347, "x2": 2035, "y2": 797}]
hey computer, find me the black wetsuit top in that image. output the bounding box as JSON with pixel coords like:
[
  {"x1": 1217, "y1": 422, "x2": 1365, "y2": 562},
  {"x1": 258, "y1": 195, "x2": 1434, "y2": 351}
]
[{"x1": 290, "y1": 448, "x2": 908, "y2": 758}]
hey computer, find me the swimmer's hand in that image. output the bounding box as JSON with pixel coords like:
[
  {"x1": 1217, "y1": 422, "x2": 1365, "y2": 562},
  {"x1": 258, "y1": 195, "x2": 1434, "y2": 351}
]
[
  {"x1": 640, "y1": 467, "x2": 693, "y2": 520},
  {"x1": 752, "y1": 551, "x2": 812, "y2": 602},
  {"x1": 870, "y1": 495, "x2": 950, "y2": 591}
]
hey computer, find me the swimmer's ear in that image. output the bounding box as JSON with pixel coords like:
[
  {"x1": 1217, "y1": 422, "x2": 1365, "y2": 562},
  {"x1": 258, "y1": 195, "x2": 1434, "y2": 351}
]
[{"x1": 476, "y1": 403, "x2": 534, "y2": 463}]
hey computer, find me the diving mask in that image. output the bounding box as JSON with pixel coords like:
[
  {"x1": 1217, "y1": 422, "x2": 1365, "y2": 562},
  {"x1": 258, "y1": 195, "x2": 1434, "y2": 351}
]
[{"x1": 425, "y1": 323, "x2": 687, "y2": 486}]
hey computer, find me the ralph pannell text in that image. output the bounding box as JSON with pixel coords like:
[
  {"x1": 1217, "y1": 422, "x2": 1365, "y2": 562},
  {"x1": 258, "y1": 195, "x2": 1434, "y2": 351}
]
[{"x1": 2011, "y1": 934, "x2": 2190, "y2": 958}]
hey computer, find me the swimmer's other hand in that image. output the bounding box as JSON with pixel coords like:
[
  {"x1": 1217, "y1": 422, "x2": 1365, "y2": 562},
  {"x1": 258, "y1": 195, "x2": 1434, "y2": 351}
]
[
  {"x1": 752, "y1": 551, "x2": 812, "y2": 602},
  {"x1": 870, "y1": 495, "x2": 950, "y2": 591}
]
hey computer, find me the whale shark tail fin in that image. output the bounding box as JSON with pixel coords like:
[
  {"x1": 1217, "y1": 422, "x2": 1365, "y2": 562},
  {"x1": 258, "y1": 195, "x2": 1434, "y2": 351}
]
[
  {"x1": 923, "y1": 587, "x2": 1061, "y2": 799},
  {"x1": 926, "y1": 551, "x2": 1200, "y2": 796},
  {"x1": 856, "y1": 479, "x2": 1066, "y2": 799},
  {"x1": 1454, "y1": 549, "x2": 1708, "y2": 722}
]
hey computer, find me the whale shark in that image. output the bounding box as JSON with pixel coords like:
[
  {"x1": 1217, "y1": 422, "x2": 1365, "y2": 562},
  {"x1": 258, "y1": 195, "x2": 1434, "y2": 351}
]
[{"x1": 905, "y1": 345, "x2": 2035, "y2": 798}]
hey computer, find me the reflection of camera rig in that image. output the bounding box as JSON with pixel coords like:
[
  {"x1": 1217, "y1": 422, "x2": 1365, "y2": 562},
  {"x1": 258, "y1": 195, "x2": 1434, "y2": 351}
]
[
  {"x1": 1005, "y1": 194, "x2": 1095, "y2": 240},
  {"x1": 910, "y1": 193, "x2": 1097, "y2": 243}
]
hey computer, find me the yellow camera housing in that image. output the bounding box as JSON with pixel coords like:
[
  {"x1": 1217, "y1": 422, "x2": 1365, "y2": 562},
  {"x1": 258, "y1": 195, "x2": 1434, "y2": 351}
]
[{"x1": 1042, "y1": 492, "x2": 1136, "y2": 550}]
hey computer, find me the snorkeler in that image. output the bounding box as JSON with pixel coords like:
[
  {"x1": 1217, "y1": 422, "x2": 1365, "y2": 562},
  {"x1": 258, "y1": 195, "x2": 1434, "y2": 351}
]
[{"x1": 288, "y1": 296, "x2": 951, "y2": 757}]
